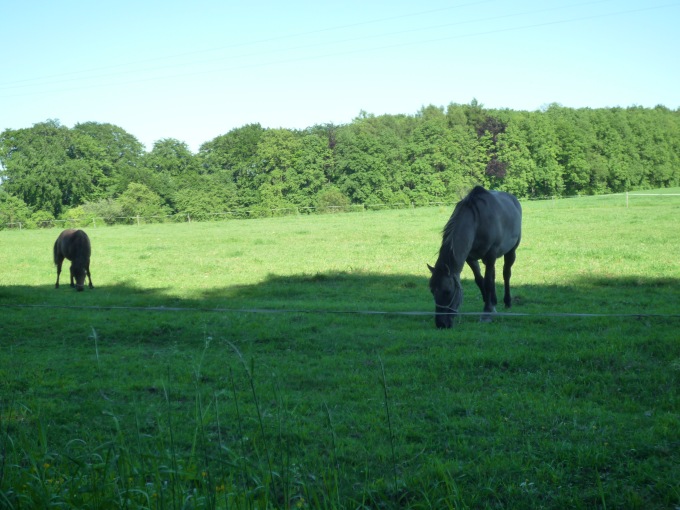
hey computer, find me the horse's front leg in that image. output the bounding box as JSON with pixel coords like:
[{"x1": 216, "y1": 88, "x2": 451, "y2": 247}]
[
  {"x1": 481, "y1": 259, "x2": 497, "y2": 321},
  {"x1": 466, "y1": 259, "x2": 486, "y2": 302},
  {"x1": 503, "y1": 249, "x2": 517, "y2": 308}
]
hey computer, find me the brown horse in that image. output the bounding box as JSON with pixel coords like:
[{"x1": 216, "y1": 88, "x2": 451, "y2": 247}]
[{"x1": 54, "y1": 229, "x2": 93, "y2": 291}]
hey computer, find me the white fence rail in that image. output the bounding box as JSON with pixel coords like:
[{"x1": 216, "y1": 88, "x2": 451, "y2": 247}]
[
  {"x1": 0, "y1": 202, "x2": 444, "y2": 230},
  {"x1": 0, "y1": 192, "x2": 678, "y2": 230}
]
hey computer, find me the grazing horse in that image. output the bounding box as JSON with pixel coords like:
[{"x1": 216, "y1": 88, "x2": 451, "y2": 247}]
[
  {"x1": 54, "y1": 229, "x2": 93, "y2": 291},
  {"x1": 428, "y1": 186, "x2": 521, "y2": 329}
]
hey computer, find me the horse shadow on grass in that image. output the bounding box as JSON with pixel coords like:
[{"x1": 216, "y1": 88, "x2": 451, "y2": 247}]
[
  {"x1": 1, "y1": 272, "x2": 678, "y2": 318},
  {"x1": 197, "y1": 272, "x2": 680, "y2": 317}
]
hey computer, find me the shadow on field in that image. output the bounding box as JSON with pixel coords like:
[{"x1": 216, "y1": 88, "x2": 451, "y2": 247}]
[
  {"x1": 200, "y1": 271, "x2": 429, "y2": 312},
  {"x1": 198, "y1": 272, "x2": 679, "y2": 316},
  {"x1": 1, "y1": 272, "x2": 678, "y2": 317}
]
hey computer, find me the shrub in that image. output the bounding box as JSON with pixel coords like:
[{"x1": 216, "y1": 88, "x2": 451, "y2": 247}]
[
  {"x1": 0, "y1": 193, "x2": 33, "y2": 229},
  {"x1": 315, "y1": 187, "x2": 351, "y2": 213}
]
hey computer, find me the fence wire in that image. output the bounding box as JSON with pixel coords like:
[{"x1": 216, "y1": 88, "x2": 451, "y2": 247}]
[{"x1": 1, "y1": 303, "x2": 678, "y2": 319}]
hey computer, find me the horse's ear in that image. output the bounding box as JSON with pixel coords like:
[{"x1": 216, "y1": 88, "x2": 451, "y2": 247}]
[{"x1": 427, "y1": 263, "x2": 435, "y2": 274}]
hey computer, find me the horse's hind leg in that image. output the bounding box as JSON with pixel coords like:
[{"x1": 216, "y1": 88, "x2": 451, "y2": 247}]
[
  {"x1": 503, "y1": 249, "x2": 517, "y2": 308},
  {"x1": 86, "y1": 263, "x2": 93, "y2": 289},
  {"x1": 55, "y1": 256, "x2": 64, "y2": 289}
]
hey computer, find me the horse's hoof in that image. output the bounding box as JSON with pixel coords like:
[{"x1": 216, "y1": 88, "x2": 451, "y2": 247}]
[{"x1": 480, "y1": 308, "x2": 496, "y2": 323}]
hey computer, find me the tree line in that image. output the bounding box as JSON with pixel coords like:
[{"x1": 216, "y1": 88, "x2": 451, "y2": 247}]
[{"x1": 1, "y1": 101, "x2": 679, "y2": 228}]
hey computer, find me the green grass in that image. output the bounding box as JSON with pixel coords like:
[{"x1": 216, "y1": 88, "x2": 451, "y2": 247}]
[{"x1": 1, "y1": 191, "x2": 679, "y2": 509}]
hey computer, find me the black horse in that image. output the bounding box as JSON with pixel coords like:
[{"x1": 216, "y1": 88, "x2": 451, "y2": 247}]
[
  {"x1": 428, "y1": 186, "x2": 521, "y2": 328},
  {"x1": 54, "y1": 229, "x2": 93, "y2": 291}
]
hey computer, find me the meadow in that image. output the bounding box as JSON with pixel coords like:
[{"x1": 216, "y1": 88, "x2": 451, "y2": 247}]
[{"x1": 0, "y1": 191, "x2": 679, "y2": 509}]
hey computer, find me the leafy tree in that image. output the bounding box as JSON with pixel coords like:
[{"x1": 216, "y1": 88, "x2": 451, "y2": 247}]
[
  {"x1": 627, "y1": 106, "x2": 680, "y2": 188},
  {"x1": 116, "y1": 183, "x2": 170, "y2": 222},
  {"x1": 522, "y1": 112, "x2": 564, "y2": 196},
  {"x1": 544, "y1": 105, "x2": 595, "y2": 195},
  {"x1": 405, "y1": 107, "x2": 456, "y2": 202},
  {"x1": 141, "y1": 138, "x2": 201, "y2": 208},
  {"x1": 173, "y1": 174, "x2": 238, "y2": 221},
  {"x1": 251, "y1": 129, "x2": 300, "y2": 205},
  {"x1": 0, "y1": 192, "x2": 33, "y2": 229},
  {"x1": 446, "y1": 102, "x2": 468, "y2": 128},
  {"x1": 494, "y1": 115, "x2": 535, "y2": 197},
  {"x1": 334, "y1": 113, "x2": 411, "y2": 205},
  {"x1": 0, "y1": 120, "x2": 97, "y2": 216},
  {"x1": 145, "y1": 138, "x2": 198, "y2": 176},
  {"x1": 291, "y1": 132, "x2": 333, "y2": 207},
  {"x1": 198, "y1": 124, "x2": 266, "y2": 208},
  {"x1": 72, "y1": 121, "x2": 146, "y2": 197},
  {"x1": 199, "y1": 124, "x2": 264, "y2": 177},
  {"x1": 2, "y1": 105, "x2": 680, "y2": 224},
  {"x1": 405, "y1": 106, "x2": 485, "y2": 204}
]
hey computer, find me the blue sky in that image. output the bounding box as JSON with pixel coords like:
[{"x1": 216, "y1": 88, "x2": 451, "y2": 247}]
[{"x1": 2, "y1": 0, "x2": 679, "y2": 152}]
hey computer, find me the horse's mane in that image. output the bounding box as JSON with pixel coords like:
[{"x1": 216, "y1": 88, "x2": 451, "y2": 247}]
[
  {"x1": 71, "y1": 231, "x2": 91, "y2": 261},
  {"x1": 442, "y1": 187, "x2": 486, "y2": 245}
]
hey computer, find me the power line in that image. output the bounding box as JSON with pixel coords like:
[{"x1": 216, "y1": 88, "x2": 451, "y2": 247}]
[
  {"x1": 2, "y1": 1, "x2": 676, "y2": 99},
  {"x1": 0, "y1": 0, "x2": 498, "y2": 89}
]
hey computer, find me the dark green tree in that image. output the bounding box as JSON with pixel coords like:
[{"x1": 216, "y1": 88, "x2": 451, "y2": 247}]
[
  {"x1": 522, "y1": 111, "x2": 564, "y2": 196},
  {"x1": 0, "y1": 120, "x2": 98, "y2": 216},
  {"x1": 198, "y1": 124, "x2": 265, "y2": 208},
  {"x1": 334, "y1": 113, "x2": 411, "y2": 205},
  {"x1": 173, "y1": 173, "x2": 239, "y2": 221},
  {"x1": 405, "y1": 105, "x2": 482, "y2": 204},
  {"x1": 494, "y1": 113, "x2": 535, "y2": 197},
  {"x1": 141, "y1": 138, "x2": 201, "y2": 208},
  {"x1": 72, "y1": 121, "x2": 146, "y2": 197}
]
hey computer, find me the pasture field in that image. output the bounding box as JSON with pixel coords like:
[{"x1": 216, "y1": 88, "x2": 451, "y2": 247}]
[{"x1": 1, "y1": 191, "x2": 679, "y2": 509}]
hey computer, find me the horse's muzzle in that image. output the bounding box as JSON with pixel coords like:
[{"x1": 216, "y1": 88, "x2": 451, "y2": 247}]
[{"x1": 434, "y1": 310, "x2": 455, "y2": 329}]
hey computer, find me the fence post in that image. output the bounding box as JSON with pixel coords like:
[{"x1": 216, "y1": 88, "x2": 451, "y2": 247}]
[
  {"x1": 626, "y1": 192, "x2": 629, "y2": 208},
  {"x1": 136, "y1": 215, "x2": 140, "y2": 226},
  {"x1": 93, "y1": 218, "x2": 96, "y2": 228}
]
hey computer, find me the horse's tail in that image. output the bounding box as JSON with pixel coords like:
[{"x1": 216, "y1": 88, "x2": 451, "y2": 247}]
[{"x1": 53, "y1": 235, "x2": 61, "y2": 265}]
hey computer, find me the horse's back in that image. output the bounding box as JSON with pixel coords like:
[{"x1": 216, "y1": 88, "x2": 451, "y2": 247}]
[
  {"x1": 489, "y1": 190, "x2": 522, "y2": 232},
  {"x1": 55, "y1": 229, "x2": 91, "y2": 261},
  {"x1": 469, "y1": 187, "x2": 522, "y2": 259}
]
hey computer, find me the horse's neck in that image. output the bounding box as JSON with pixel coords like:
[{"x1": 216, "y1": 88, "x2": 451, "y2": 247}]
[{"x1": 440, "y1": 207, "x2": 475, "y2": 273}]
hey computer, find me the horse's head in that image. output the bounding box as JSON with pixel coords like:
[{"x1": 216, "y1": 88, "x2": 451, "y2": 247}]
[
  {"x1": 428, "y1": 263, "x2": 463, "y2": 329},
  {"x1": 71, "y1": 264, "x2": 87, "y2": 291}
]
